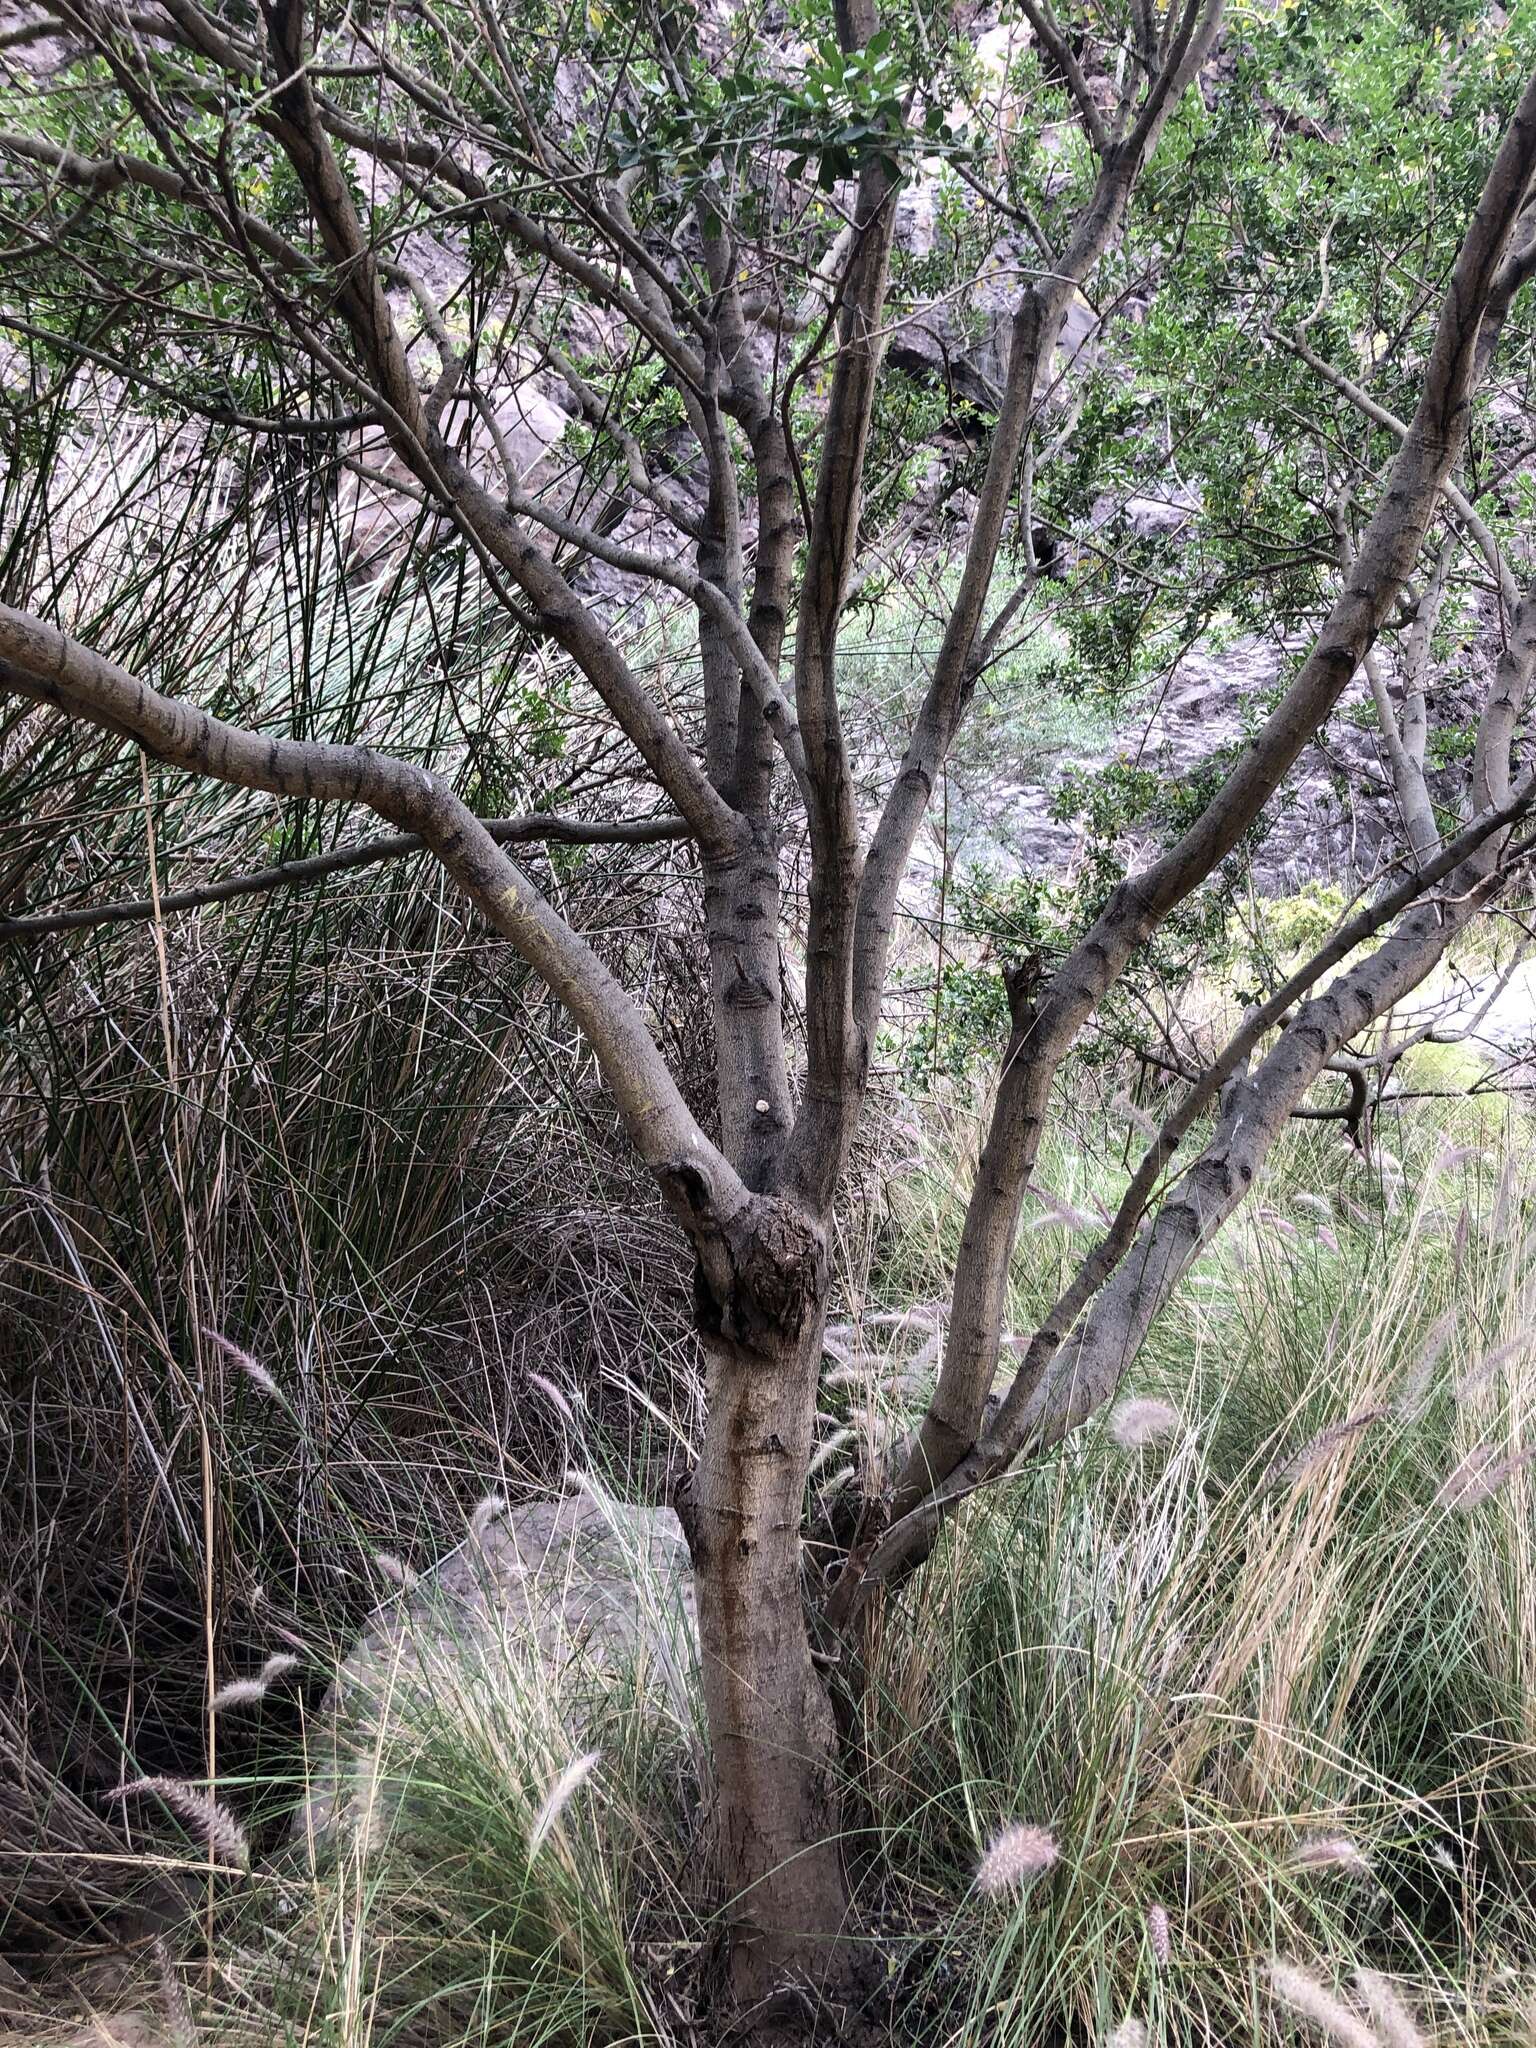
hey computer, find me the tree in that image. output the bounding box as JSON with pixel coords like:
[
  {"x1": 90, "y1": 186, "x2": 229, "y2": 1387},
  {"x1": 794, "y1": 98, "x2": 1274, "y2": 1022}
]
[{"x1": 3, "y1": 0, "x2": 1536, "y2": 2033}]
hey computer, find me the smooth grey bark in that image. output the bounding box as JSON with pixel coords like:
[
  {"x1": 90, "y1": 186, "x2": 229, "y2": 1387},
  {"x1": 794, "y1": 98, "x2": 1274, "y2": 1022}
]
[
  {"x1": 781, "y1": 151, "x2": 903, "y2": 1215},
  {"x1": 841, "y1": 769, "x2": 1536, "y2": 1609},
  {"x1": 0, "y1": 613, "x2": 732, "y2": 1198},
  {"x1": 1008, "y1": 847, "x2": 1510, "y2": 1454},
  {"x1": 885, "y1": 72, "x2": 1536, "y2": 1532},
  {"x1": 849, "y1": 0, "x2": 1228, "y2": 1061},
  {"x1": 1363, "y1": 644, "x2": 1440, "y2": 863}
]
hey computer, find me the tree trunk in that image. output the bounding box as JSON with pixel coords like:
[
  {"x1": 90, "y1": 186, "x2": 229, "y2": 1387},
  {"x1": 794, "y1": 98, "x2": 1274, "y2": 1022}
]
[{"x1": 674, "y1": 1192, "x2": 857, "y2": 2023}]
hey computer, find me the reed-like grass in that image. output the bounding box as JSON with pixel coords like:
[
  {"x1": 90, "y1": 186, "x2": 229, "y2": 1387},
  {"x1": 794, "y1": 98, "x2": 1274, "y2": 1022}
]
[
  {"x1": 831, "y1": 1076, "x2": 1536, "y2": 2046},
  {"x1": 0, "y1": 388, "x2": 708, "y2": 1980},
  {"x1": 11, "y1": 1082, "x2": 1525, "y2": 2048}
]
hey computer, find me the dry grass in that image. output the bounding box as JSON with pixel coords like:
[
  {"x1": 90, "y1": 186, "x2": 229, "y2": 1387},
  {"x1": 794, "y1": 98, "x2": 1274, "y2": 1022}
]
[
  {"x1": 0, "y1": 396, "x2": 710, "y2": 2014},
  {"x1": 6, "y1": 390, "x2": 1536, "y2": 2048}
]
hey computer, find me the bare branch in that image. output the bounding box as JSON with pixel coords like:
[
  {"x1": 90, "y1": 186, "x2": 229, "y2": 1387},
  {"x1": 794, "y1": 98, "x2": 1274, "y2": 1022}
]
[
  {"x1": 0, "y1": 127, "x2": 320, "y2": 277},
  {"x1": 501, "y1": 481, "x2": 812, "y2": 804},
  {"x1": 782, "y1": 156, "x2": 903, "y2": 1208},
  {"x1": 1281, "y1": 328, "x2": 1521, "y2": 609},
  {"x1": 250, "y1": 2, "x2": 744, "y2": 860},
  {"x1": 850, "y1": 0, "x2": 1227, "y2": 1062},
  {"x1": 891, "y1": 66, "x2": 1536, "y2": 1519},
  {"x1": 1016, "y1": 0, "x2": 1108, "y2": 154},
  {"x1": 843, "y1": 766, "x2": 1536, "y2": 1618},
  {"x1": 0, "y1": 808, "x2": 691, "y2": 938},
  {"x1": 0, "y1": 602, "x2": 731, "y2": 1199}
]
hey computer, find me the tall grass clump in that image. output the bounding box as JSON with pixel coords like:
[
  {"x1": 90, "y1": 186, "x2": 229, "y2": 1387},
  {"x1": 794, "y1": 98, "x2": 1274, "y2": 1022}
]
[
  {"x1": 8, "y1": 387, "x2": 1536, "y2": 2046},
  {"x1": 156, "y1": 1072, "x2": 1533, "y2": 2048},
  {"x1": 832, "y1": 1067, "x2": 1536, "y2": 2044},
  {"x1": 199, "y1": 1607, "x2": 704, "y2": 2048},
  {"x1": 0, "y1": 391, "x2": 708, "y2": 1965}
]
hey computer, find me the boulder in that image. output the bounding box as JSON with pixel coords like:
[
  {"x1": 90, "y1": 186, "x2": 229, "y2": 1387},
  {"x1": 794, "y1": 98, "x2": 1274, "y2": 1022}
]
[
  {"x1": 337, "y1": 374, "x2": 573, "y2": 572},
  {"x1": 298, "y1": 1487, "x2": 697, "y2": 1843}
]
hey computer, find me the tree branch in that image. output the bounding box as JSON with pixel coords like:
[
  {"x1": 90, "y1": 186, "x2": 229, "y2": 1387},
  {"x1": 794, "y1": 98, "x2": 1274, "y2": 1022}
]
[
  {"x1": 251, "y1": 1, "x2": 744, "y2": 861},
  {"x1": 0, "y1": 602, "x2": 737, "y2": 1213},
  {"x1": 1016, "y1": 0, "x2": 1109, "y2": 155},
  {"x1": 780, "y1": 155, "x2": 902, "y2": 1209},
  {"x1": 849, "y1": 0, "x2": 1227, "y2": 1072},
  {"x1": 840, "y1": 770, "x2": 1536, "y2": 1620},
  {"x1": 0, "y1": 808, "x2": 691, "y2": 938},
  {"x1": 890, "y1": 66, "x2": 1536, "y2": 1521},
  {"x1": 1281, "y1": 328, "x2": 1522, "y2": 610}
]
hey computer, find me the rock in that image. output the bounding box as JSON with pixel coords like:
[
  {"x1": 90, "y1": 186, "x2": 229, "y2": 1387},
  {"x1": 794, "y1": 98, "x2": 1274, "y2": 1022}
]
[
  {"x1": 338, "y1": 373, "x2": 573, "y2": 572},
  {"x1": 924, "y1": 629, "x2": 1497, "y2": 901},
  {"x1": 1090, "y1": 481, "x2": 1203, "y2": 539},
  {"x1": 1421, "y1": 954, "x2": 1536, "y2": 1061},
  {"x1": 895, "y1": 172, "x2": 943, "y2": 259},
  {"x1": 1123, "y1": 488, "x2": 1201, "y2": 539},
  {"x1": 887, "y1": 306, "x2": 1005, "y2": 410},
  {"x1": 298, "y1": 1487, "x2": 697, "y2": 1843},
  {"x1": 1, "y1": 6, "x2": 73, "y2": 78},
  {"x1": 891, "y1": 257, "x2": 1100, "y2": 415},
  {"x1": 966, "y1": 21, "x2": 1037, "y2": 126}
]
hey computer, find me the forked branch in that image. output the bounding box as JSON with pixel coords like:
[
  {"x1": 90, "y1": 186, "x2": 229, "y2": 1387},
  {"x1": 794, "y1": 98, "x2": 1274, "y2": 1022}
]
[{"x1": 887, "y1": 64, "x2": 1536, "y2": 1526}]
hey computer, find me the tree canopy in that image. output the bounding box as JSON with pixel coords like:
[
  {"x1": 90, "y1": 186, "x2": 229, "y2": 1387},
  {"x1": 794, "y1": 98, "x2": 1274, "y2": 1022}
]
[{"x1": 4, "y1": 0, "x2": 1536, "y2": 2030}]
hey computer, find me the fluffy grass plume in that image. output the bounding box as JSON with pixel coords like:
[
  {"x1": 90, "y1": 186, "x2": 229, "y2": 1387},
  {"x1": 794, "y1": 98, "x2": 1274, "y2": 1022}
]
[
  {"x1": 1436, "y1": 1443, "x2": 1533, "y2": 1509},
  {"x1": 1109, "y1": 1397, "x2": 1180, "y2": 1449},
  {"x1": 107, "y1": 1777, "x2": 251, "y2": 1870},
  {"x1": 527, "y1": 1749, "x2": 602, "y2": 1858},
  {"x1": 1291, "y1": 1833, "x2": 1371, "y2": 1876},
  {"x1": 373, "y1": 1549, "x2": 417, "y2": 1589},
  {"x1": 209, "y1": 1651, "x2": 301, "y2": 1712},
  {"x1": 1267, "y1": 1962, "x2": 1379, "y2": 2048},
  {"x1": 1356, "y1": 1971, "x2": 1426, "y2": 2048},
  {"x1": 1270, "y1": 1407, "x2": 1387, "y2": 1486},
  {"x1": 1146, "y1": 1902, "x2": 1171, "y2": 1965},
  {"x1": 202, "y1": 1326, "x2": 281, "y2": 1400},
  {"x1": 975, "y1": 1822, "x2": 1059, "y2": 1895},
  {"x1": 470, "y1": 1492, "x2": 508, "y2": 1547}
]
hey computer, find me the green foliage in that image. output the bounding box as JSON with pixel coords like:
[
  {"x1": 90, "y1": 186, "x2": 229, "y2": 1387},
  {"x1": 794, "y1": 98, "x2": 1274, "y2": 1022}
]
[
  {"x1": 1223, "y1": 879, "x2": 1351, "y2": 997},
  {"x1": 1427, "y1": 719, "x2": 1479, "y2": 769},
  {"x1": 611, "y1": 20, "x2": 960, "y2": 190},
  {"x1": 6, "y1": 0, "x2": 1536, "y2": 2032},
  {"x1": 1030, "y1": 0, "x2": 1536, "y2": 709},
  {"x1": 899, "y1": 957, "x2": 1014, "y2": 1082}
]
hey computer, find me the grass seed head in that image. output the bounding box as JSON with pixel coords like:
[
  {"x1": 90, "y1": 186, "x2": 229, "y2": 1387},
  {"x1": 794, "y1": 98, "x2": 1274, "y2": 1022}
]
[
  {"x1": 107, "y1": 1776, "x2": 250, "y2": 1871},
  {"x1": 1270, "y1": 1407, "x2": 1387, "y2": 1486},
  {"x1": 1267, "y1": 1961, "x2": 1378, "y2": 2048},
  {"x1": 528, "y1": 1749, "x2": 602, "y2": 1858},
  {"x1": 976, "y1": 1821, "x2": 1059, "y2": 1895},
  {"x1": 470, "y1": 1492, "x2": 507, "y2": 1546},
  {"x1": 527, "y1": 1372, "x2": 578, "y2": 1423},
  {"x1": 210, "y1": 1650, "x2": 300, "y2": 1712},
  {"x1": 1355, "y1": 1970, "x2": 1425, "y2": 2048},
  {"x1": 202, "y1": 1327, "x2": 281, "y2": 1399},
  {"x1": 1291, "y1": 1834, "x2": 1371, "y2": 1876},
  {"x1": 1436, "y1": 1443, "x2": 1533, "y2": 1510},
  {"x1": 1147, "y1": 1902, "x2": 1171, "y2": 1965},
  {"x1": 1110, "y1": 1397, "x2": 1180, "y2": 1450}
]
